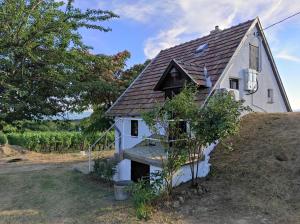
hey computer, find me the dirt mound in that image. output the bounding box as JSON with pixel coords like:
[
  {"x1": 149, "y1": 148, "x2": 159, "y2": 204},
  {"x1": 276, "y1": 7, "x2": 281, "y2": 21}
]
[{"x1": 173, "y1": 113, "x2": 300, "y2": 224}]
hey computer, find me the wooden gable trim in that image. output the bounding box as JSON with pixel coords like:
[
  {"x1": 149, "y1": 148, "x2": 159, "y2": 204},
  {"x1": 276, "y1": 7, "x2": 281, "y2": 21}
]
[{"x1": 153, "y1": 59, "x2": 198, "y2": 91}]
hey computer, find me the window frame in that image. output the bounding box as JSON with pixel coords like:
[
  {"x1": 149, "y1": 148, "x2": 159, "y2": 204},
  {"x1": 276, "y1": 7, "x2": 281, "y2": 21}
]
[
  {"x1": 249, "y1": 44, "x2": 259, "y2": 71},
  {"x1": 267, "y1": 88, "x2": 274, "y2": 104},
  {"x1": 130, "y1": 120, "x2": 139, "y2": 137},
  {"x1": 229, "y1": 78, "x2": 239, "y2": 90}
]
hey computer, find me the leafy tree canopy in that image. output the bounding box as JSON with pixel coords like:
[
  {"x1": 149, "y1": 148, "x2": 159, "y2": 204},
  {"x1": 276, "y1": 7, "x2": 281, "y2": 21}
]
[
  {"x1": 81, "y1": 59, "x2": 151, "y2": 132},
  {"x1": 0, "y1": 0, "x2": 119, "y2": 123}
]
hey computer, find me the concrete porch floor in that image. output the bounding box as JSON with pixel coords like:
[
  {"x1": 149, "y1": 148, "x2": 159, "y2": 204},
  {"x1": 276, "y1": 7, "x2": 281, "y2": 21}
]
[{"x1": 123, "y1": 139, "x2": 167, "y2": 167}]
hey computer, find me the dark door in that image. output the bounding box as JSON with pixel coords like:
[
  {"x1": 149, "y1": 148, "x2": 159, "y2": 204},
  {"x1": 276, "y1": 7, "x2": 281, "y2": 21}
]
[{"x1": 131, "y1": 161, "x2": 150, "y2": 182}]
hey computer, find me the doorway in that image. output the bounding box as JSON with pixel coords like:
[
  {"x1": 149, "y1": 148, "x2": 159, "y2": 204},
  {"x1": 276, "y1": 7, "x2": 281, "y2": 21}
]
[{"x1": 131, "y1": 161, "x2": 150, "y2": 182}]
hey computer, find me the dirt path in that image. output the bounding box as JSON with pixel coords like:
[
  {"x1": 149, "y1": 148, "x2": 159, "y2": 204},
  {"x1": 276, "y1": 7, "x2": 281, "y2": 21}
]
[{"x1": 0, "y1": 161, "x2": 92, "y2": 174}]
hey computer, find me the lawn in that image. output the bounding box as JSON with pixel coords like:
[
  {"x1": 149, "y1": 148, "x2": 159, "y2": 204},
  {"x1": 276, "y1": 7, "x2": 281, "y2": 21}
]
[
  {"x1": 0, "y1": 145, "x2": 180, "y2": 224},
  {"x1": 0, "y1": 166, "x2": 182, "y2": 224},
  {"x1": 0, "y1": 168, "x2": 137, "y2": 224}
]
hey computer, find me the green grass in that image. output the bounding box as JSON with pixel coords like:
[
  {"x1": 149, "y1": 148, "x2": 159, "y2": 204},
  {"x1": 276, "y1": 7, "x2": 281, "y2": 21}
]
[{"x1": 0, "y1": 169, "x2": 136, "y2": 224}]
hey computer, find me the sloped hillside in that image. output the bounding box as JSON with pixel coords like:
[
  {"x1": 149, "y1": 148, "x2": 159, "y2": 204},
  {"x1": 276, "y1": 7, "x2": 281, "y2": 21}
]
[{"x1": 173, "y1": 113, "x2": 300, "y2": 224}]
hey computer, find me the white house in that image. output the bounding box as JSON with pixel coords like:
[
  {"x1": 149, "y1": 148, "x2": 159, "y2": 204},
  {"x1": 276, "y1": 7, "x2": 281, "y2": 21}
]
[{"x1": 106, "y1": 18, "x2": 291, "y2": 186}]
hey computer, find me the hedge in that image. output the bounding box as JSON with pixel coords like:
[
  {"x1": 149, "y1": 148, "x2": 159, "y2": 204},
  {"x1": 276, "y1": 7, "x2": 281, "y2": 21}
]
[
  {"x1": 6, "y1": 131, "x2": 114, "y2": 153},
  {"x1": 0, "y1": 132, "x2": 7, "y2": 145}
]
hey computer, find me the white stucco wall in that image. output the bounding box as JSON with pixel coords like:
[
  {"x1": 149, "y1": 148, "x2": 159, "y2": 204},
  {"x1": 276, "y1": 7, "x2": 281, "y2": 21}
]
[
  {"x1": 114, "y1": 159, "x2": 131, "y2": 181},
  {"x1": 114, "y1": 117, "x2": 152, "y2": 153},
  {"x1": 218, "y1": 25, "x2": 287, "y2": 112},
  {"x1": 115, "y1": 141, "x2": 217, "y2": 187},
  {"x1": 171, "y1": 142, "x2": 216, "y2": 187},
  {"x1": 114, "y1": 117, "x2": 151, "y2": 181}
]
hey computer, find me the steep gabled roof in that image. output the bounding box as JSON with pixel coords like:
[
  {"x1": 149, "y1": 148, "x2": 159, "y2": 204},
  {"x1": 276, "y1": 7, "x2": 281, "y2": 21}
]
[{"x1": 106, "y1": 19, "x2": 255, "y2": 116}]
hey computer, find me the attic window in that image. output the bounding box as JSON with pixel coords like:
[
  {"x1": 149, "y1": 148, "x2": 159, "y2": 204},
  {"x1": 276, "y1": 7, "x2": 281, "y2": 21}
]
[{"x1": 195, "y1": 43, "x2": 208, "y2": 54}]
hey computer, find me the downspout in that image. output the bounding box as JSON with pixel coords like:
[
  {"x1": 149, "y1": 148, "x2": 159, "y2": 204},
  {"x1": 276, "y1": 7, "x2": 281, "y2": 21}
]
[{"x1": 115, "y1": 125, "x2": 122, "y2": 154}]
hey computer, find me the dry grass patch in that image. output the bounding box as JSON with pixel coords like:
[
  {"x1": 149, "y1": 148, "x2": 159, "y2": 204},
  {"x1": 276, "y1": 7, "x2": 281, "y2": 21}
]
[{"x1": 170, "y1": 112, "x2": 300, "y2": 224}]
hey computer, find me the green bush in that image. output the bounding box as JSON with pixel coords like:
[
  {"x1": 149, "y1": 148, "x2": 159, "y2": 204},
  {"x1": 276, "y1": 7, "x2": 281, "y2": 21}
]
[
  {"x1": 130, "y1": 179, "x2": 156, "y2": 220},
  {"x1": 2, "y1": 124, "x2": 17, "y2": 134},
  {"x1": 0, "y1": 132, "x2": 7, "y2": 145},
  {"x1": 93, "y1": 158, "x2": 117, "y2": 182}
]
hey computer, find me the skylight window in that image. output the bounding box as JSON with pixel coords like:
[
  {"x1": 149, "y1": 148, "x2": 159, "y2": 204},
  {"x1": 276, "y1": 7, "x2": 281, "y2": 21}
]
[{"x1": 195, "y1": 43, "x2": 208, "y2": 54}]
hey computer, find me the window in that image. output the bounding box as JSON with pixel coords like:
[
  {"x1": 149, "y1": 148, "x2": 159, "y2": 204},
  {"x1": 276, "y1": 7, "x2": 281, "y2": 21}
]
[
  {"x1": 267, "y1": 89, "x2": 274, "y2": 103},
  {"x1": 229, "y1": 78, "x2": 239, "y2": 90},
  {"x1": 249, "y1": 44, "x2": 259, "y2": 71},
  {"x1": 131, "y1": 120, "x2": 138, "y2": 137}
]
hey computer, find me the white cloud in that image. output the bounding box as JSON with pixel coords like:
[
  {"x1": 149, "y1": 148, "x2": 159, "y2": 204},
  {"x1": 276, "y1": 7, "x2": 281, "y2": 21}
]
[
  {"x1": 276, "y1": 51, "x2": 300, "y2": 63},
  {"x1": 106, "y1": 0, "x2": 175, "y2": 23},
  {"x1": 108, "y1": 0, "x2": 300, "y2": 58}
]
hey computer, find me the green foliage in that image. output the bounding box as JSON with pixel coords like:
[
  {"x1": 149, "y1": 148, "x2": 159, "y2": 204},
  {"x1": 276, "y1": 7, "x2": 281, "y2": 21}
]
[
  {"x1": 1, "y1": 124, "x2": 17, "y2": 133},
  {"x1": 195, "y1": 91, "x2": 250, "y2": 145},
  {"x1": 6, "y1": 131, "x2": 114, "y2": 152},
  {"x1": 80, "y1": 59, "x2": 151, "y2": 132},
  {"x1": 0, "y1": 132, "x2": 7, "y2": 145},
  {"x1": 81, "y1": 107, "x2": 111, "y2": 133},
  {"x1": 3, "y1": 120, "x2": 81, "y2": 133},
  {"x1": 93, "y1": 158, "x2": 117, "y2": 182},
  {"x1": 143, "y1": 86, "x2": 249, "y2": 187},
  {"x1": 0, "y1": 0, "x2": 118, "y2": 122},
  {"x1": 130, "y1": 179, "x2": 156, "y2": 220},
  {"x1": 142, "y1": 87, "x2": 196, "y2": 194}
]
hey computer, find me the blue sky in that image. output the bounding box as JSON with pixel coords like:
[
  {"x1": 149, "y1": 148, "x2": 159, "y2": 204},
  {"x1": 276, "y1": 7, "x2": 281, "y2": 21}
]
[{"x1": 69, "y1": 0, "x2": 300, "y2": 111}]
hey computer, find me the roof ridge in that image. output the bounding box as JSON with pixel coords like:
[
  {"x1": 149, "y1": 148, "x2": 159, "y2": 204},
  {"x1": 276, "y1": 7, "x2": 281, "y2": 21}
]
[{"x1": 161, "y1": 19, "x2": 255, "y2": 53}]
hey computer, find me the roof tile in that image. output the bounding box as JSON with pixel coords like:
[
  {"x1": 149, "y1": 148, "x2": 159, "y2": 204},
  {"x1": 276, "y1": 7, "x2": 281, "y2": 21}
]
[{"x1": 107, "y1": 19, "x2": 254, "y2": 116}]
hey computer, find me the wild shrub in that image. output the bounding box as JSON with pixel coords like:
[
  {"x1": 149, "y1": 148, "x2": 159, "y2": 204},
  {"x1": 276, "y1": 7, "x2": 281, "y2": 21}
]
[
  {"x1": 130, "y1": 179, "x2": 156, "y2": 220},
  {"x1": 130, "y1": 173, "x2": 164, "y2": 220},
  {"x1": 93, "y1": 158, "x2": 117, "y2": 182},
  {"x1": 0, "y1": 132, "x2": 7, "y2": 145}
]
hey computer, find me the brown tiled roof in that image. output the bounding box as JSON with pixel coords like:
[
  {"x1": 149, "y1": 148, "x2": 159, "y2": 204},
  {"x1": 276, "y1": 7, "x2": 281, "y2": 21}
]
[
  {"x1": 176, "y1": 60, "x2": 206, "y2": 85},
  {"x1": 107, "y1": 19, "x2": 255, "y2": 116}
]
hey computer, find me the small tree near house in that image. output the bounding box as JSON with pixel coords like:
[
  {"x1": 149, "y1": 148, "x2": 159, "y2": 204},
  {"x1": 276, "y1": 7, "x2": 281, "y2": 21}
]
[
  {"x1": 143, "y1": 92, "x2": 191, "y2": 195},
  {"x1": 143, "y1": 86, "x2": 250, "y2": 188}
]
